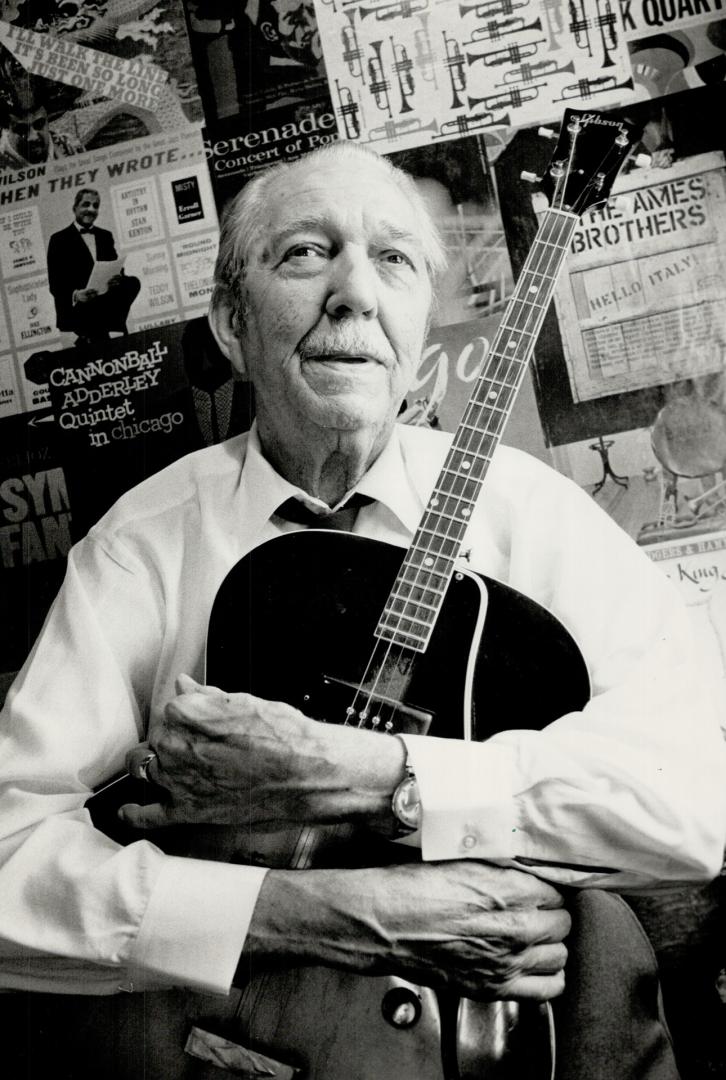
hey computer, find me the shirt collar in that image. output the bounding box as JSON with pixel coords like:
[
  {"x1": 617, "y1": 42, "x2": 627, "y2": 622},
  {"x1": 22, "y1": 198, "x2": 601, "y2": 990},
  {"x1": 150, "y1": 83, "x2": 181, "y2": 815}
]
[{"x1": 239, "y1": 421, "x2": 424, "y2": 538}]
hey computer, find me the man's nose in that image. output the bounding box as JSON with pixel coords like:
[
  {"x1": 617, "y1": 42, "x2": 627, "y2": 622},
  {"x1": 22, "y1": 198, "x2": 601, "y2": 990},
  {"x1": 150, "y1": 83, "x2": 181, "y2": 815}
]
[{"x1": 325, "y1": 249, "x2": 378, "y2": 320}]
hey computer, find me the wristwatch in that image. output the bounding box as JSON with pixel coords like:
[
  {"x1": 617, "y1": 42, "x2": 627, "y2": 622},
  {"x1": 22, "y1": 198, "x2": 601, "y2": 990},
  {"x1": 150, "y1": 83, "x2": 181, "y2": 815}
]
[{"x1": 391, "y1": 762, "x2": 421, "y2": 835}]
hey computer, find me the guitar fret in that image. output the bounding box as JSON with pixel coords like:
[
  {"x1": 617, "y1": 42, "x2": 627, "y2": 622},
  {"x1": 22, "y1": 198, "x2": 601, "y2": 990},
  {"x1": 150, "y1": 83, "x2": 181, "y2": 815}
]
[
  {"x1": 510, "y1": 297, "x2": 546, "y2": 311},
  {"x1": 379, "y1": 613, "x2": 431, "y2": 637},
  {"x1": 405, "y1": 553, "x2": 455, "y2": 577},
  {"x1": 398, "y1": 565, "x2": 448, "y2": 591},
  {"x1": 386, "y1": 591, "x2": 439, "y2": 615},
  {"x1": 417, "y1": 515, "x2": 469, "y2": 534},
  {"x1": 375, "y1": 627, "x2": 428, "y2": 652},
  {"x1": 465, "y1": 394, "x2": 512, "y2": 412},
  {"x1": 473, "y1": 378, "x2": 518, "y2": 395},
  {"x1": 423, "y1": 505, "x2": 475, "y2": 524},
  {"x1": 442, "y1": 464, "x2": 487, "y2": 482},
  {"x1": 471, "y1": 400, "x2": 507, "y2": 416},
  {"x1": 394, "y1": 585, "x2": 448, "y2": 609},
  {"x1": 521, "y1": 269, "x2": 556, "y2": 282},
  {"x1": 370, "y1": 202, "x2": 580, "y2": 654},
  {"x1": 498, "y1": 324, "x2": 535, "y2": 336},
  {"x1": 466, "y1": 405, "x2": 511, "y2": 424},
  {"x1": 433, "y1": 474, "x2": 480, "y2": 501},
  {"x1": 450, "y1": 443, "x2": 490, "y2": 459},
  {"x1": 536, "y1": 237, "x2": 569, "y2": 251},
  {"x1": 455, "y1": 408, "x2": 507, "y2": 429},
  {"x1": 411, "y1": 527, "x2": 463, "y2": 553},
  {"x1": 431, "y1": 487, "x2": 479, "y2": 507},
  {"x1": 378, "y1": 608, "x2": 431, "y2": 631},
  {"x1": 463, "y1": 405, "x2": 507, "y2": 426}
]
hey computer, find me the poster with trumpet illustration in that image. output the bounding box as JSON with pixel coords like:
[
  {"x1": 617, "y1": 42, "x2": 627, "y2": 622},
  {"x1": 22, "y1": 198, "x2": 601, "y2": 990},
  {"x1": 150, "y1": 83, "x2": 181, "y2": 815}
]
[{"x1": 314, "y1": 0, "x2": 635, "y2": 153}]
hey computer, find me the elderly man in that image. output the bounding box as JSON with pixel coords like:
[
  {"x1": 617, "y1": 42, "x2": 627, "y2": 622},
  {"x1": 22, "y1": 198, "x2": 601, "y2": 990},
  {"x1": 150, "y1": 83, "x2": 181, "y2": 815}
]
[{"x1": 1, "y1": 143, "x2": 724, "y2": 1078}]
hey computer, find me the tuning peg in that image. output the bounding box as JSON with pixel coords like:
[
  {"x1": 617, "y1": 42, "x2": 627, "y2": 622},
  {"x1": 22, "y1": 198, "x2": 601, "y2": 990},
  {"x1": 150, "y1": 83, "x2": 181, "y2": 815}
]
[
  {"x1": 520, "y1": 170, "x2": 541, "y2": 184},
  {"x1": 633, "y1": 153, "x2": 652, "y2": 169},
  {"x1": 537, "y1": 127, "x2": 557, "y2": 140}
]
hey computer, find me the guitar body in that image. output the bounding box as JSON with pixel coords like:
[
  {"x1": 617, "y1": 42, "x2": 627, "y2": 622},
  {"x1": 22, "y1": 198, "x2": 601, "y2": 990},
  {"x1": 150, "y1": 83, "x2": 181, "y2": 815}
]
[
  {"x1": 158, "y1": 530, "x2": 589, "y2": 1080},
  {"x1": 207, "y1": 530, "x2": 590, "y2": 747}
]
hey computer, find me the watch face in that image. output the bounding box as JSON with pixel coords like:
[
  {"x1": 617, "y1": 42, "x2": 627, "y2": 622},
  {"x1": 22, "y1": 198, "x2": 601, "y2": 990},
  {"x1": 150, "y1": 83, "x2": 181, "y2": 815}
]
[{"x1": 393, "y1": 776, "x2": 420, "y2": 830}]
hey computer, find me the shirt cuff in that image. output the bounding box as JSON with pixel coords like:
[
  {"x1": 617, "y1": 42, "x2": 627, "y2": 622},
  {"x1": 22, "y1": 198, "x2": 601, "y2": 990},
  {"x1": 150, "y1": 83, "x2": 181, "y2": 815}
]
[
  {"x1": 399, "y1": 733, "x2": 518, "y2": 861},
  {"x1": 130, "y1": 856, "x2": 268, "y2": 995}
]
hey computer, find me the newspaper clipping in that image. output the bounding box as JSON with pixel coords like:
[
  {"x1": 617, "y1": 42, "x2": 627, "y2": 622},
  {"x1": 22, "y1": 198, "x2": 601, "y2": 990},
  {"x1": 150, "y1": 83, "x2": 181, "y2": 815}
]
[{"x1": 553, "y1": 151, "x2": 726, "y2": 402}]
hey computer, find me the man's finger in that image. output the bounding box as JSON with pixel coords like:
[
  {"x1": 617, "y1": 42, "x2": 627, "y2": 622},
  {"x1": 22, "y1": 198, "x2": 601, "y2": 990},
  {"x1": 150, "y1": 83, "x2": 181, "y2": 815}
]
[
  {"x1": 119, "y1": 801, "x2": 174, "y2": 830},
  {"x1": 519, "y1": 942, "x2": 568, "y2": 975},
  {"x1": 175, "y1": 673, "x2": 224, "y2": 697},
  {"x1": 502, "y1": 971, "x2": 566, "y2": 1002},
  {"x1": 534, "y1": 907, "x2": 572, "y2": 942},
  {"x1": 504, "y1": 872, "x2": 568, "y2": 909}
]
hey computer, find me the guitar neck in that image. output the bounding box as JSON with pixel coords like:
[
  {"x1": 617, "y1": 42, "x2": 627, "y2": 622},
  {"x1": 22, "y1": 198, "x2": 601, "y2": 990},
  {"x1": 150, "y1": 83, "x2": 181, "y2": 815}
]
[{"x1": 376, "y1": 207, "x2": 579, "y2": 653}]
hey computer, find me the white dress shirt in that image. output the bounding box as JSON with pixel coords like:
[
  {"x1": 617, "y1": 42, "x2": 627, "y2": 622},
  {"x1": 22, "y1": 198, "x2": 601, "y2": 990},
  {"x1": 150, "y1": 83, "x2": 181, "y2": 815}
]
[
  {"x1": 0, "y1": 423, "x2": 724, "y2": 997},
  {"x1": 76, "y1": 221, "x2": 97, "y2": 259}
]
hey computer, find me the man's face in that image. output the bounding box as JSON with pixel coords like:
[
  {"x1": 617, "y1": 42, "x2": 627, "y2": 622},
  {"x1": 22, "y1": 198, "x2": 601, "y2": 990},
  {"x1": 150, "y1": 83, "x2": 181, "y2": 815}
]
[
  {"x1": 271, "y1": 0, "x2": 321, "y2": 64},
  {"x1": 235, "y1": 156, "x2": 432, "y2": 454},
  {"x1": 7, "y1": 106, "x2": 50, "y2": 164},
  {"x1": 73, "y1": 193, "x2": 100, "y2": 228}
]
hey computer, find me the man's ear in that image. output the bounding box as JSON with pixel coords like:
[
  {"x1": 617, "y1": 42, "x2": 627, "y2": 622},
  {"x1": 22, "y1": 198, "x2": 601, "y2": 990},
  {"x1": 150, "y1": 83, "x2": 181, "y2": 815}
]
[
  {"x1": 259, "y1": 20, "x2": 279, "y2": 43},
  {"x1": 208, "y1": 291, "x2": 248, "y2": 379}
]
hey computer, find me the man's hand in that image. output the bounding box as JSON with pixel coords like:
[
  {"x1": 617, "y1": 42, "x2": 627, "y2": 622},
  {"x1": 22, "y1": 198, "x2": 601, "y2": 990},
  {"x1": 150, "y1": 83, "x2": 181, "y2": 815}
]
[
  {"x1": 121, "y1": 675, "x2": 405, "y2": 831},
  {"x1": 72, "y1": 287, "x2": 98, "y2": 304},
  {"x1": 245, "y1": 862, "x2": 570, "y2": 1002}
]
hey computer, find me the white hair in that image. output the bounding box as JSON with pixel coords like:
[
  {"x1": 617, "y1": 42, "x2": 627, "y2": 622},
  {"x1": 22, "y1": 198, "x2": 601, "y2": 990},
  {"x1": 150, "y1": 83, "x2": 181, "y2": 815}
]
[{"x1": 211, "y1": 142, "x2": 447, "y2": 323}]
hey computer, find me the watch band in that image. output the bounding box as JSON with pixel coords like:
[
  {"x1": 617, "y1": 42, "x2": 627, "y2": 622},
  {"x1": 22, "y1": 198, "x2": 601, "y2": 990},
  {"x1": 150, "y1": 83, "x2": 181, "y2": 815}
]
[{"x1": 391, "y1": 759, "x2": 420, "y2": 835}]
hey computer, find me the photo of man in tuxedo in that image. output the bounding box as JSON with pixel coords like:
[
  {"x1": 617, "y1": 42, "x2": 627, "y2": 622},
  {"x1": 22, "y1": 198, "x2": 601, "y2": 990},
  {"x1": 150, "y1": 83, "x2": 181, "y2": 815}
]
[{"x1": 46, "y1": 189, "x2": 141, "y2": 345}]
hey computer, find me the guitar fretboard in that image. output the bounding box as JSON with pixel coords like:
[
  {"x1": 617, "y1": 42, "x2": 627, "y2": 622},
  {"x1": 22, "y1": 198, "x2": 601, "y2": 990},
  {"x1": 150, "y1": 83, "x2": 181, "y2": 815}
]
[{"x1": 376, "y1": 207, "x2": 579, "y2": 652}]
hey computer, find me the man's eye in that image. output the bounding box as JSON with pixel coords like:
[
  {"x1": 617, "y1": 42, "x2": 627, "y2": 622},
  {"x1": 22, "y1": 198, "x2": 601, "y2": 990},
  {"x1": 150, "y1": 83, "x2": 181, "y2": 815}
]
[
  {"x1": 284, "y1": 244, "x2": 324, "y2": 260},
  {"x1": 382, "y1": 250, "x2": 414, "y2": 268}
]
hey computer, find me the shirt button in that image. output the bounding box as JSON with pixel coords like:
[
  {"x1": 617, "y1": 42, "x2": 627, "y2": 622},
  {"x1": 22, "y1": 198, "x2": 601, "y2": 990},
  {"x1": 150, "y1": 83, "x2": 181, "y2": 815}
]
[{"x1": 462, "y1": 834, "x2": 477, "y2": 850}]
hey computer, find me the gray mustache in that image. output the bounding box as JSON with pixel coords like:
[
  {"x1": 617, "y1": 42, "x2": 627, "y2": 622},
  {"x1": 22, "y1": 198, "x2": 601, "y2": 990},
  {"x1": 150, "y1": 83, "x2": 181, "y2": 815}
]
[{"x1": 299, "y1": 328, "x2": 394, "y2": 365}]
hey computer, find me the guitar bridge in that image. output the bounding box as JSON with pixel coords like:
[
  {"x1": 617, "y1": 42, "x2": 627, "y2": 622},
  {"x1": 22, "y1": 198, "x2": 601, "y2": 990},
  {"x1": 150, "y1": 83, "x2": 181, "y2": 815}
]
[{"x1": 298, "y1": 674, "x2": 433, "y2": 736}]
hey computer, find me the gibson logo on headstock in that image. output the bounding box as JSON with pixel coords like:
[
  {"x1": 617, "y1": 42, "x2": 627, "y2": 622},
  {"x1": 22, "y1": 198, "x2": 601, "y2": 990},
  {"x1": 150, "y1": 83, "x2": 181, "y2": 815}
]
[{"x1": 578, "y1": 112, "x2": 626, "y2": 129}]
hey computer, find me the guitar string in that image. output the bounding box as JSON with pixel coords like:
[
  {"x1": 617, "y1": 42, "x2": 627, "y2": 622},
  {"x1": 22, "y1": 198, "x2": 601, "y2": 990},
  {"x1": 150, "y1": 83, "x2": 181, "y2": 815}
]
[
  {"x1": 248, "y1": 210, "x2": 582, "y2": 1013},
  {"x1": 297, "y1": 142, "x2": 617, "y2": 850},
  {"x1": 352, "y1": 129, "x2": 625, "y2": 731},
  {"x1": 239, "y1": 133, "x2": 625, "y2": 1025},
  {"x1": 346, "y1": 207, "x2": 576, "y2": 735},
  {"x1": 360, "y1": 130, "x2": 626, "y2": 734},
  {"x1": 343, "y1": 133, "x2": 585, "y2": 720},
  {"x1": 342, "y1": 210, "x2": 571, "y2": 739}
]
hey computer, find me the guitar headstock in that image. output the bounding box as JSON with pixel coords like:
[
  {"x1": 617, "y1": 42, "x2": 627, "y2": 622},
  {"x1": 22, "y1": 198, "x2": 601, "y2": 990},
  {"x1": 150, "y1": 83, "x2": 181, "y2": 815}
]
[{"x1": 531, "y1": 109, "x2": 637, "y2": 218}]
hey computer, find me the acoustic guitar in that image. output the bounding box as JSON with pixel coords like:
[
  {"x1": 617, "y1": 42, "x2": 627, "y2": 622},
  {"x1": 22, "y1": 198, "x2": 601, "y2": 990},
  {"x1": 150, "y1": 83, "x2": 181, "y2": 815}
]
[{"x1": 89, "y1": 109, "x2": 636, "y2": 1079}]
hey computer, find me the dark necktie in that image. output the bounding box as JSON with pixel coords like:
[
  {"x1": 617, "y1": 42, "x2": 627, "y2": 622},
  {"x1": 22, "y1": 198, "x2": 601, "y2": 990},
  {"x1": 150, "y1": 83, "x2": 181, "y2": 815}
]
[{"x1": 275, "y1": 493, "x2": 373, "y2": 532}]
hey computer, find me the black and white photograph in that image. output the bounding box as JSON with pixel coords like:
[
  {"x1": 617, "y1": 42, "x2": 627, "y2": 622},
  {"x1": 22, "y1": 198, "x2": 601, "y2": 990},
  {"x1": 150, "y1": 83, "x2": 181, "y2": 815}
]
[{"x1": 0, "y1": 3, "x2": 725, "y2": 1080}]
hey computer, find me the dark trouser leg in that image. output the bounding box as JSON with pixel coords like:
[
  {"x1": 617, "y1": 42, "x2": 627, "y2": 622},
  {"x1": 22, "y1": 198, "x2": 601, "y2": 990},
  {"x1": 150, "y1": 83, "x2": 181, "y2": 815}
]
[
  {"x1": 70, "y1": 275, "x2": 141, "y2": 340},
  {"x1": 552, "y1": 890, "x2": 679, "y2": 1080},
  {"x1": 627, "y1": 877, "x2": 726, "y2": 1080}
]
